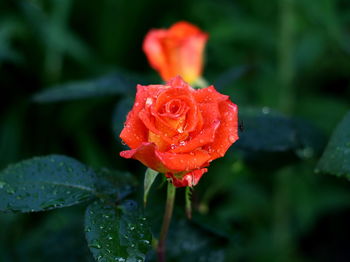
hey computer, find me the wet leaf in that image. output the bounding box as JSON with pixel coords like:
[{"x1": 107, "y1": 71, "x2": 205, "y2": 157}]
[
  {"x1": 316, "y1": 111, "x2": 350, "y2": 178},
  {"x1": 17, "y1": 207, "x2": 94, "y2": 262},
  {"x1": 32, "y1": 73, "x2": 134, "y2": 103},
  {"x1": 0, "y1": 155, "x2": 97, "y2": 212},
  {"x1": 237, "y1": 107, "x2": 325, "y2": 156},
  {"x1": 143, "y1": 168, "x2": 158, "y2": 206},
  {"x1": 166, "y1": 219, "x2": 227, "y2": 262},
  {"x1": 94, "y1": 168, "x2": 137, "y2": 202},
  {"x1": 237, "y1": 107, "x2": 297, "y2": 152},
  {"x1": 85, "y1": 200, "x2": 152, "y2": 262}
]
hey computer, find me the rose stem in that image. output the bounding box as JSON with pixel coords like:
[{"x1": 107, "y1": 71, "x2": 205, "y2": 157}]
[
  {"x1": 185, "y1": 186, "x2": 192, "y2": 219},
  {"x1": 157, "y1": 181, "x2": 176, "y2": 262}
]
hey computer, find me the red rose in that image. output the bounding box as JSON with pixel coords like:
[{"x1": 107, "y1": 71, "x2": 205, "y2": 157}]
[
  {"x1": 143, "y1": 21, "x2": 208, "y2": 85},
  {"x1": 119, "y1": 76, "x2": 238, "y2": 187}
]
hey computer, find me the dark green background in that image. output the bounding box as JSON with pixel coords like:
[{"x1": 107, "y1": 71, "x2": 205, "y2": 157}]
[{"x1": 1, "y1": 0, "x2": 350, "y2": 261}]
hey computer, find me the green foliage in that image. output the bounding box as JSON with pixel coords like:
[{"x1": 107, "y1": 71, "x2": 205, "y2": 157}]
[
  {"x1": 316, "y1": 111, "x2": 350, "y2": 178},
  {"x1": 143, "y1": 168, "x2": 159, "y2": 206},
  {"x1": 214, "y1": 65, "x2": 250, "y2": 91},
  {"x1": 0, "y1": 155, "x2": 136, "y2": 213},
  {"x1": 94, "y1": 168, "x2": 137, "y2": 201},
  {"x1": 17, "y1": 208, "x2": 94, "y2": 262},
  {"x1": 32, "y1": 73, "x2": 134, "y2": 103},
  {"x1": 166, "y1": 219, "x2": 226, "y2": 262},
  {"x1": 0, "y1": 17, "x2": 25, "y2": 64},
  {"x1": 85, "y1": 200, "x2": 152, "y2": 262},
  {"x1": 0, "y1": 154, "x2": 152, "y2": 261},
  {"x1": 0, "y1": 155, "x2": 96, "y2": 212},
  {"x1": 237, "y1": 107, "x2": 325, "y2": 157},
  {"x1": 1, "y1": 0, "x2": 350, "y2": 261}
]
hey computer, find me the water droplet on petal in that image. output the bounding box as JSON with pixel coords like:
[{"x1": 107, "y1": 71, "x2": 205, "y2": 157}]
[
  {"x1": 179, "y1": 141, "x2": 186, "y2": 146},
  {"x1": 177, "y1": 127, "x2": 184, "y2": 133},
  {"x1": 146, "y1": 97, "x2": 153, "y2": 105}
]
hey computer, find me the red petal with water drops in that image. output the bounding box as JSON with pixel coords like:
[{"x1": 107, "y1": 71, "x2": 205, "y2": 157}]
[{"x1": 166, "y1": 168, "x2": 208, "y2": 187}]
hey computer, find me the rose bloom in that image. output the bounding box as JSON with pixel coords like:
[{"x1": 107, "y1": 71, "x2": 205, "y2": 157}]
[
  {"x1": 143, "y1": 21, "x2": 208, "y2": 85},
  {"x1": 119, "y1": 76, "x2": 238, "y2": 187}
]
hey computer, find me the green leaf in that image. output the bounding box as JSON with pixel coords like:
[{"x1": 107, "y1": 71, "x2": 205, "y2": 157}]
[
  {"x1": 237, "y1": 108, "x2": 297, "y2": 152},
  {"x1": 316, "y1": 111, "x2": 350, "y2": 178},
  {"x1": 166, "y1": 219, "x2": 227, "y2": 262},
  {"x1": 94, "y1": 168, "x2": 137, "y2": 201},
  {"x1": 0, "y1": 155, "x2": 97, "y2": 212},
  {"x1": 32, "y1": 73, "x2": 134, "y2": 103},
  {"x1": 0, "y1": 18, "x2": 24, "y2": 64},
  {"x1": 85, "y1": 200, "x2": 152, "y2": 262},
  {"x1": 237, "y1": 107, "x2": 325, "y2": 156},
  {"x1": 143, "y1": 168, "x2": 159, "y2": 206},
  {"x1": 17, "y1": 207, "x2": 94, "y2": 262}
]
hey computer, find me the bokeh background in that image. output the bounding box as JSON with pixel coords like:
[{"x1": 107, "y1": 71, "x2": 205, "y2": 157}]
[{"x1": 1, "y1": 0, "x2": 350, "y2": 261}]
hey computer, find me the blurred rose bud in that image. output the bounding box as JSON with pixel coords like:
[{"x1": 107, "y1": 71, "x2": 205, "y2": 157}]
[{"x1": 143, "y1": 21, "x2": 208, "y2": 85}]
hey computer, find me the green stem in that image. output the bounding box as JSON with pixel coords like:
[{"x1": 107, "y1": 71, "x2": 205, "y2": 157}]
[
  {"x1": 185, "y1": 187, "x2": 192, "y2": 219},
  {"x1": 273, "y1": 1, "x2": 296, "y2": 260},
  {"x1": 278, "y1": 0, "x2": 295, "y2": 114},
  {"x1": 157, "y1": 182, "x2": 176, "y2": 262},
  {"x1": 273, "y1": 168, "x2": 294, "y2": 261},
  {"x1": 192, "y1": 77, "x2": 209, "y2": 89}
]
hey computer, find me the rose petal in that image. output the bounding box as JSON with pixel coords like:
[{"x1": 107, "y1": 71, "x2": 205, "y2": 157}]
[
  {"x1": 178, "y1": 35, "x2": 207, "y2": 84},
  {"x1": 120, "y1": 84, "x2": 165, "y2": 148},
  {"x1": 170, "y1": 100, "x2": 221, "y2": 153},
  {"x1": 153, "y1": 94, "x2": 193, "y2": 132},
  {"x1": 209, "y1": 101, "x2": 239, "y2": 159},
  {"x1": 139, "y1": 109, "x2": 175, "y2": 145},
  {"x1": 165, "y1": 168, "x2": 208, "y2": 187},
  {"x1": 164, "y1": 76, "x2": 200, "y2": 132},
  {"x1": 170, "y1": 120, "x2": 220, "y2": 153},
  {"x1": 120, "y1": 142, "x2": 210, "y2": 177},
  {"x1": 120, "y1": 142, "x2": 167, "y2": 173},
  {"x1": 140, "y1": 77, "x2": 201, "y2": 144},
  {"x1": 155, "y1": 149, "x2": 211, "y2": 172},
  {"x1": 142, "y1": 29, "x2": 170, "y2": 80},
  {"x1": 143, "y1": 23, "x2": 208, "y2": 83},
  {"x1": 165, "y1": 75, "x2": 193, "y2": 89},
  {"x1": 168, "y1": 21, "x2": 206, "y2": 39},
  {"x1": 194, "y1": 85, "x2": 229, "y2": 104},
  {"x1": 120, "y1": 109, "x2": 148, "y2": 149}
]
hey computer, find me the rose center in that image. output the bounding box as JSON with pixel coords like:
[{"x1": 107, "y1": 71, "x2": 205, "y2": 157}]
[
  {"x1": 159, "y1": 99, "x2": 186, "y2": 118},
  {"x1": 167, "y1": 99, "x2": 181, "y2": 114}
]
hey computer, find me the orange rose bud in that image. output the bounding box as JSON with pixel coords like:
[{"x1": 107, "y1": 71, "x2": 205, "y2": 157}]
[
  {"x1": 143, "y1": 21, "x2": 208, "y2": 85},
  {"x1": 119, "y1": 76, "x2": 238, "y2": 187}
]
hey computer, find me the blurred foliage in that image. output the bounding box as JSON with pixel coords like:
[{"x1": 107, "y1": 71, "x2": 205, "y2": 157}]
[
  {"x1": 316, "y1": 111, "x2": 350, "y2": 178},
  {"x1": 1, "y1": 0, "x2": 350, "y2": 261}
]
